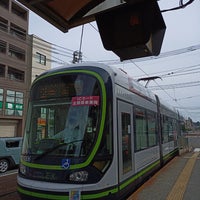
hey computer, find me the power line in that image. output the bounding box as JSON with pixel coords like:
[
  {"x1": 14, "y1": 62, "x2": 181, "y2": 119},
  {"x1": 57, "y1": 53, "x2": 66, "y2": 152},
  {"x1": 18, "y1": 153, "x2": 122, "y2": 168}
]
[
  {"x1": 174, "y1": 106, "x2": 200, "y2": 110},
  {"x1": 33, "y1": 44, "x2": 70, "y2": 65},
  {"x1": 129, "y1": 61, "x2": 197, "y2": 121},
  {"x1": 95, "y1": 44, "x2": 200, "y2": 65},
  {"x1": 2, "y1": 33, "x2": 72, "y2": 66},
  {"x1": 89, "y1": 23, "x2": 99, "y2": 32},
  {"x1": 134, "y1": 63, "x2": 200, "y2": 80},
  {"x1": 175, "y1": 94, "x2": 200, "y2": 101},
  {"x1": 0, "y1": 27, "x2": 76, "y2": 64},
  {"x1": 149, "y1": 80, "x2": 200, "y2": 90},
  {"x1": 163, "y1": 63, "x2": 200, "y2": 76},
  {"x1": 1, "y1": 22, "x2": 75, "y2": 55},
  {"x1": 161, "y1": 0, "x2": 196, "y2": 13},
  {"x1": 130, "y1": 60, "x2": 176, "y2": 101}
]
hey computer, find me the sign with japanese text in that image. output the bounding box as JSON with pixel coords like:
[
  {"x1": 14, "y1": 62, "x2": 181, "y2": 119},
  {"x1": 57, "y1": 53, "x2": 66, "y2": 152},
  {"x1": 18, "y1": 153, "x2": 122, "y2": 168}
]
[{"x1": 72, "y1": 96, "x2": 99, "y2": 106}]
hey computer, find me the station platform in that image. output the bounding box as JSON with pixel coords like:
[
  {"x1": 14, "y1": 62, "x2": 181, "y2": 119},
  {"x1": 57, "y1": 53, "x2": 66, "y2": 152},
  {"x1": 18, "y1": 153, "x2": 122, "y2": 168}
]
[{"x1": 128, "y1": 149, "x2": 200, "y2": 200}]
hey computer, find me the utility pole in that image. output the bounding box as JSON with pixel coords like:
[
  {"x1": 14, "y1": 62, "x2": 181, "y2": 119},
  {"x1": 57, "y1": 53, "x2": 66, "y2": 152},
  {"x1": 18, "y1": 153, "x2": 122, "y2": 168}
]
[
  {"x1": 72, "y1": 50, "x2": 82, "y2": 63},
  {"x1": 72, "y1": 25, "x2": 84, "y2": 64}
]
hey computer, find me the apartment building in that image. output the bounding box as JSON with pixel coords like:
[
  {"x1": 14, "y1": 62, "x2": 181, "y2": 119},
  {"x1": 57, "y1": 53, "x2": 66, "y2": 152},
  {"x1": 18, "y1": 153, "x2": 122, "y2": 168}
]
[
  {"x1": 0, "y1": 0, "x2": 31, "y2": 137},
  {"x1": 0, "y1": 1, "x2": 52, "y2": 137}
]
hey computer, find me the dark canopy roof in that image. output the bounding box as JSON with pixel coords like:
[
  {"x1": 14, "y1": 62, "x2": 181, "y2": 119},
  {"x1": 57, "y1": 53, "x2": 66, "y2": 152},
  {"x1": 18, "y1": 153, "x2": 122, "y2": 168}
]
[
  {"x1": 17, "y1": 0, "x2": 165, "y2": 60},
  {"x1": 17, "y1": 0, "x2": 122, "y2": 32}
]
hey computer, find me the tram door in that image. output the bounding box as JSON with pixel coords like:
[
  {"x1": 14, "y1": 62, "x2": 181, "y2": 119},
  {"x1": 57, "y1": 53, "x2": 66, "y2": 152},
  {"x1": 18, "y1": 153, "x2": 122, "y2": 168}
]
[{"x1": 117, "y1": 101, "x2": 135, "y2": 183}]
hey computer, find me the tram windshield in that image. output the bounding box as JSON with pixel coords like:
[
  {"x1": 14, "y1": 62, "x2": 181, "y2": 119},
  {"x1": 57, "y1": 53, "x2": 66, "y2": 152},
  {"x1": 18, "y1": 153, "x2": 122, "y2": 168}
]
[{"x1": 22, "y1": 74, "x2": 102, "y2": 160}]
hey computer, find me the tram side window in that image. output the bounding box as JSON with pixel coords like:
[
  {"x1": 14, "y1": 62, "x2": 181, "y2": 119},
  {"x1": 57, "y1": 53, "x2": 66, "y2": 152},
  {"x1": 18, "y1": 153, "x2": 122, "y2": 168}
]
[
  {"x1": 168, "y1": 118, "x2": 174, "y2": 142},
  {"x1": 173, "y1": 119, "x2": 178, "y2": 146},
  {"x1": 135, "y1": 108, "x2": 147, "y2": 151},
  {"x1": 147, "y1": 111, "x2": 157, "y2": 147},
  {"x1": 104, "y1": 105, "x2": 113, "y2": 155},
  {"x1": 135, "y1": 108, "x2": 157, "y2": 151},
  {"x1": 162, "y1": 115, "x2": 177, "y2": 143},
  {"x1": 162, "y1": 115, "x2": 170, "y2": 143}
]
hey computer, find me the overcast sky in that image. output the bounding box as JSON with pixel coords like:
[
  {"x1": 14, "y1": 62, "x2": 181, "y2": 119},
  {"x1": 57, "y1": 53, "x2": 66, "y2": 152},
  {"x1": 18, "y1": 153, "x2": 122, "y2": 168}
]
[{"x1": 28, "y1": 0, "x2": 200, "y2": 122}]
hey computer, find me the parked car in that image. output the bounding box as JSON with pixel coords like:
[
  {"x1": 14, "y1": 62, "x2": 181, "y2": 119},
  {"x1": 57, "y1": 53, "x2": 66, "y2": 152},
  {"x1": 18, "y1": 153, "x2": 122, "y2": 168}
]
[{"x1": 0, "y1": 137, "x2": 22, "y2": 173}]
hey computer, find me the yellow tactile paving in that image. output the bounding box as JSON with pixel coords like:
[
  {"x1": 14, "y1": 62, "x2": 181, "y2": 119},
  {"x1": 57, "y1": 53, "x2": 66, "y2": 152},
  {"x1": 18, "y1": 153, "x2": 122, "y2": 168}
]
[
  {"x1": 128, "y1": 151, "x2": 200, "y2": 200},
  {"x1": 166, "y1": 152, "x2": 200, "y2": 200}
]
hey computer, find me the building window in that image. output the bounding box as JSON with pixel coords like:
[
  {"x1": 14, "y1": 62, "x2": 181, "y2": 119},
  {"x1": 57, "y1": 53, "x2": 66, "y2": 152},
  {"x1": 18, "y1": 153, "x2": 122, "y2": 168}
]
[
  {"x1": 0, "y1": 0, "x2": 9, "y2": 10},
  {"x1": 0, "y1": 89, "x2": 3, "y2": 114},
  {"x1": 0, "y1": 64, "x2": 5, "y2": 77},
  {"x1": 11, "y1": 2, "x2": 28, "y2": 21},
  {"x1": 8, "y1": 67, "x2": 25, "y2": 82},
  {"x1": 0, "y1": 16, "x2": 8, "y2": 32},
  {"x1": 10, "y1": 23, "x2": 26, "y2": 40},
  {"x1": 5, "y1": 90, "x2": 23, "y2": 116},
  {"x1": 36, "y1": 52, "x2": 46, "y2": 65},
  {"x1": 8, "y1": 44, "x2": 25, "y2": 61},
  {"x1": 0, "y1": 40, "x2": 6, "y2": 54}
]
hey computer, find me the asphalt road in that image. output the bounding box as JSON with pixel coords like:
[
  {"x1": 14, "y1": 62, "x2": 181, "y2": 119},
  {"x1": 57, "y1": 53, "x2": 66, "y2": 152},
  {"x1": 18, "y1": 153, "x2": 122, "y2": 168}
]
[{"x1": 0, "y1": 169, "x2": 20, "y2": 200}]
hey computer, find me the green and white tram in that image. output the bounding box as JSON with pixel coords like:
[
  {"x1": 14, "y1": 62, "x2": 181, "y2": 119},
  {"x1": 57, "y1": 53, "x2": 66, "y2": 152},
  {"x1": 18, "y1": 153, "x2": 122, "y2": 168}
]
[{"x1": 17, "y1": 62, "x2": 179, "y2": 200}]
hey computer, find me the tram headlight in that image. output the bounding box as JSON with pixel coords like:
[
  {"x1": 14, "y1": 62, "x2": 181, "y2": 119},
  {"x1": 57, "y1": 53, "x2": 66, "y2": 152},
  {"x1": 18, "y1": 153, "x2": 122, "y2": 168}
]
[
  {"x1": 69, "y1": 171, "x2": 88, "y2": 182},
  {"x1": 19, "y1": 163, "x2": 26, "y2": 175}
]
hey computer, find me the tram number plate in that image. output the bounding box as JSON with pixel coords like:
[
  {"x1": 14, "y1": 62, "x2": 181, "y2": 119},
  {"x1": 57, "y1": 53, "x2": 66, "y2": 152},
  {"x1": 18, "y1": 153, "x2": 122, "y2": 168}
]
[{"x1": 69, "y1": 190, "x2": 81, "y2": 200}]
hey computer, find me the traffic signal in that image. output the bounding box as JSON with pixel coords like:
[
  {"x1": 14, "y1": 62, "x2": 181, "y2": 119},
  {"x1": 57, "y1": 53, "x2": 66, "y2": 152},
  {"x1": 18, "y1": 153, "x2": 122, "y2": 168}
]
[{"x1": 96, "y1": 0, "x2": 166, "y2": 61}]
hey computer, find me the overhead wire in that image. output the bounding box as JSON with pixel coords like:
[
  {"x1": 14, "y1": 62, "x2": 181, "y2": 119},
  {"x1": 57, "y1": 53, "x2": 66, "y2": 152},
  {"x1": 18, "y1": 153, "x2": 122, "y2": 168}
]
[
  {"x1": 33, "y1": 40, "x2": 73, "y2": 57},
  {"x1": 175, "y1": 94, "x2": 200, "y2": 101},
  {"x1": 161, "y1": 0, "x2": 196, "y2": 12},
  {"x1": 89, "y1": 22, "x2": 99, "y2": 32},
  {"x1": 94, "y1": 44, "x2": 200, "y2": 65},
  {"x1": 33, "y1": 44, "x2": 70, "y2": 65},
  {"x1": 131, "y1": 60, "x2": 194, "y2": 119},
  {"x1": 130, "y1": 60, "x2": 175, "y2": 100},
  {"x1": 136, "y1": 63, "x2": 200, "y2": 79},
  {"x1": 149, "y1": 80, "x2": 200, "y2": 90}
]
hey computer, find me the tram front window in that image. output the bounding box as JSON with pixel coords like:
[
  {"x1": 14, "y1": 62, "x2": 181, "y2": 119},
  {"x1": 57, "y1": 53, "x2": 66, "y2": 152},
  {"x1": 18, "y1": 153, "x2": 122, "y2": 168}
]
[{"x1": 22, "y1": 74, "x2": 101, "y2": 160}]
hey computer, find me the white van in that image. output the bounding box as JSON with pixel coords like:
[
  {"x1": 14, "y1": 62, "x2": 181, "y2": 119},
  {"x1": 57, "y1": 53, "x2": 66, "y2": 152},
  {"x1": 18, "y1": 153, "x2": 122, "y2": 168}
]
[{"x1": 0, "y1": 137, "x2": 22, "y2": 173}]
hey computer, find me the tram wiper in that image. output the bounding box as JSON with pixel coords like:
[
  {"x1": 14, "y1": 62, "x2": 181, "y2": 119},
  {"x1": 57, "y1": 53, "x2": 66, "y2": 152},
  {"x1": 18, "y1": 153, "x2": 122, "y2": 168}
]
[
  {"x1": 34, "y1": 143, "x2": 67, "y2": 161},
  {"x1": 34, "y1": 140, "x2": 83, "y2": 161}
]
